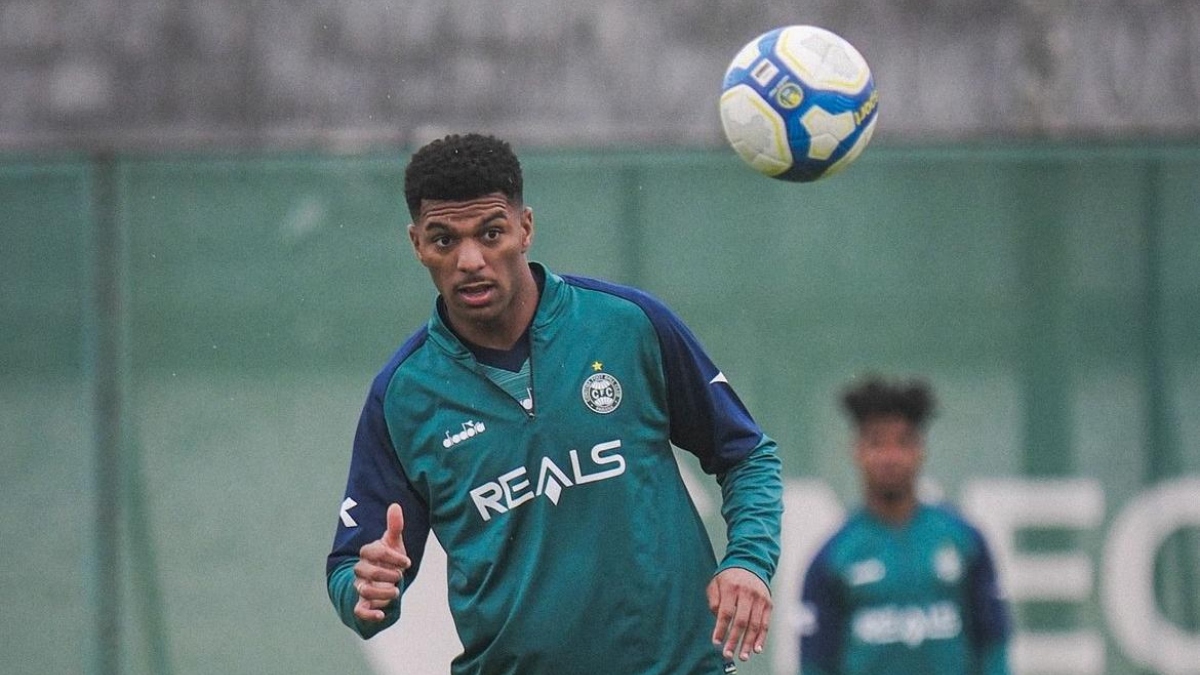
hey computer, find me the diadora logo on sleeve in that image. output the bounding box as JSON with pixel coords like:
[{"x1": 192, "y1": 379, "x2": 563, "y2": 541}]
[{"x1": 469, "y1": 440, "x2": 626, "y2": 521}]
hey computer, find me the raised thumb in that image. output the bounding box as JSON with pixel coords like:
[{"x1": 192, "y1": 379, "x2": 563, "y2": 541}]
[{"x1": 384, "y1": 502, "x2": 405, "y2": 549}]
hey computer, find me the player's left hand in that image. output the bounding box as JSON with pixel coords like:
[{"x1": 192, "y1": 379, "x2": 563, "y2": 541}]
[{"x1": 707, "y1": 567, "x2": 772, "y2": 662}]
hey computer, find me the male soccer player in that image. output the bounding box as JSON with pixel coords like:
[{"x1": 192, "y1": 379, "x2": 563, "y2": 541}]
[
  {"x1": 326, "y1": 133, "x2": 783, "y2": 674},
  {"x1": 799, "y1": 376, "x2": 1010, "y2": 675}
]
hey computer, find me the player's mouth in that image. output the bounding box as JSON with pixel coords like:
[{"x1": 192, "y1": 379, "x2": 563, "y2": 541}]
[{"x1": 456, "y1": 282, "x2": 496, "y2": 308}]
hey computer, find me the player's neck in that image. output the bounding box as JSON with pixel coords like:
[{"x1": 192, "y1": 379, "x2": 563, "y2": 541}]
[
  {"x1": 866, "y1": 492, "x2": 918, "y2": 526},
  {"x1": 456, "y1": 304, "x2": 535, "y2": 350}
]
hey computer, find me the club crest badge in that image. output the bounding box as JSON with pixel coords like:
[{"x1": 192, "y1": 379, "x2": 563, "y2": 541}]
[
  {"x1": 935, "y1": 545, "x2": 962, "y2": 583},
  {"x1": 582, "y1": 371, "x2": 622, "y2": 414}
]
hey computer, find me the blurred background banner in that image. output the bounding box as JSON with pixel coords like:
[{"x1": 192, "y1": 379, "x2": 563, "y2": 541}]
[{"x1": 1, "y1": 2, "x2": 1199, "y2": 675}]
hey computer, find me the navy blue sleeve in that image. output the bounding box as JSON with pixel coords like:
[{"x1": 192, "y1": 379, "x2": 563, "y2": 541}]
[
  {"x1": 563, "y1": 275, "x2": 764, "y2": 475},
  {"x1": 326, "y1": 333, "x2": 433, "y2": 638},
  {"x1": 800, "y1": 543, "x2": 844, "y2": 675},
  {"x1": 964, "y1": 525, "x2": 1012, "y2": 669}
]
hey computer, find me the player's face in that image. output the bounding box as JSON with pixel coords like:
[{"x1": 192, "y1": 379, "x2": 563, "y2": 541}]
[
  {"x1": 854, "y1": 415, "x2": 924, "y2": 502},
  {"x1": 408, "y1": 192, "x2": 536, "y2": 348}
]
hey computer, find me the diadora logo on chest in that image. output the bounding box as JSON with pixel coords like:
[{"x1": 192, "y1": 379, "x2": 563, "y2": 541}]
[
  {"x1": 443, "y1": 419, "x2": 486, "y2": 449},
  {"x1": 469, "y1": 440, "x2": 626, "y2": 521},
  {"x1": 849, "y1": 558, "x2": 886, "y2": 586}
]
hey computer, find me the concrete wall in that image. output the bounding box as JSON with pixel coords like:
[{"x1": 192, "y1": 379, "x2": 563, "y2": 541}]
[{"x1": 1, "y1": 0, "x2": 1198, "y2": 151}]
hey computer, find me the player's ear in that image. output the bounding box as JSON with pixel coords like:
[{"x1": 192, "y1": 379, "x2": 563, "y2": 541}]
[
  {"x1": 852, "y1": 434, "x2": 869, "y2": 466},
  {"x1": 519, "y1": 206, "x2": 534, "y2": 252},
  {"x1": 407, "y1": 222, "x2": 425, "y2": 263}
]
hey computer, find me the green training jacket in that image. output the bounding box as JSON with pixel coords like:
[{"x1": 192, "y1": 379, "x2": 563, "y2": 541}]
[{"x1": 328, "y1": 263, "x2": 782, "y2": 674}]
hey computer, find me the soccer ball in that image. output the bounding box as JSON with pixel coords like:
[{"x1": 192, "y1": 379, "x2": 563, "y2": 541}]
[{"x1": 719, "y1": 25, "x2": 879, "y2": 182}]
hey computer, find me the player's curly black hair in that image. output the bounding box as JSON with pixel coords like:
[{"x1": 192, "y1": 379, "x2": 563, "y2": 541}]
[
  {"x1": 403, "y1": 133, "x2": 523, "y2": 220},
  {"x1": 841, "y1": 375, "x2": 936, "y2": 429}
]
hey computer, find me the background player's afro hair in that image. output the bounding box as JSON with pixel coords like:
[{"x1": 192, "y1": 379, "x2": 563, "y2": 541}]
[
  {"x1": 404, "y1": 133, "x2": 523, "y2": 220},
  {"x1": 841, "y1": 375, "x2": 936, "y2": 429}
]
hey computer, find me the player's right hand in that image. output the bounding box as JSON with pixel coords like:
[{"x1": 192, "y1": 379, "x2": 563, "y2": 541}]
[{"x1": 353, "y1": 503, "x2": 411, "y2": 622}]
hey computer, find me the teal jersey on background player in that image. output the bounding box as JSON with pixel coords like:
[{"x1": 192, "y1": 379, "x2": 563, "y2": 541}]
[
  {"x1": 327, "y1": 263, "x2": 782, "y2": 675},
  {"x1": 800, "y1": 503, "x2": 1011, "y2": 675}
]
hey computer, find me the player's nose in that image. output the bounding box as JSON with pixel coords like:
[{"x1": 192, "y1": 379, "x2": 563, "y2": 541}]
[{"x1": 456, "y1": 240, "x2": 486, "y2": 272}]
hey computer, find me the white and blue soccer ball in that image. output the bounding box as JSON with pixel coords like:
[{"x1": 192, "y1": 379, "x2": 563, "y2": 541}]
[{"x1": 719, "y1": 25, "x2": 879, "y2": 182}]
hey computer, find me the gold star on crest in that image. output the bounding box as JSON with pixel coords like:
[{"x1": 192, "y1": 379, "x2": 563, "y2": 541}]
[{"x1": 591, "y1": 361, "x2": 604, "y2": 371}]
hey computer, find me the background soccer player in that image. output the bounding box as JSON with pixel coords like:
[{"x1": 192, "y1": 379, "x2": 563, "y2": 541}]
[
  {"x1": 326, "y1": 133, "x2": 783, "y2": 674},
  {"x1": 799, "y1": 375, "x2": 1011, "y2": 675}
]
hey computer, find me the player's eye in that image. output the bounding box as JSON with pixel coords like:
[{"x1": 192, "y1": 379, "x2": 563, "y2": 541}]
[
  {"x1": 432, "y1": 234, "x2": 455, "y2": 248},
  {"x1": 482, "y1": 227, "x2": 503, "y2": 242}
]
